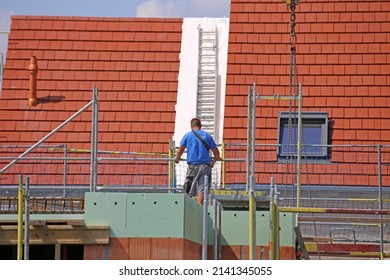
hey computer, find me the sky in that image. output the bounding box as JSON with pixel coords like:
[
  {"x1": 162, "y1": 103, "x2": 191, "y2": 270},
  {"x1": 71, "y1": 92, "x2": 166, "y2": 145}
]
[{"x1": 0, "y1": 0, "x2": 231, "y2": 61}]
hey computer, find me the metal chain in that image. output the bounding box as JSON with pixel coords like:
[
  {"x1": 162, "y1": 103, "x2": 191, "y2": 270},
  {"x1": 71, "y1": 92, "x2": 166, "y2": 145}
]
[
  {"x1": 300, "y1": 127, "x2": 321, "y2": 259},
  {"x1": 285, "y1": 0, "x2": 298, "y2": 206},
  {"x1": 288, "y1": 0, "x2": 321, "y2": 259}
]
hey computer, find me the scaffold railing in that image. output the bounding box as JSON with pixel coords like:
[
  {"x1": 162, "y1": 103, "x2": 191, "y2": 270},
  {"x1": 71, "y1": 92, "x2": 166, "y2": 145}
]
[
  {"x1": 0, "y1": 196, "x2": 84, "y2": 214},
  {"x1": 0, "y1": 143, "x2": 389, "y2": 207},
  {"x1": 0, "y1": 142, "x2": 389, "y2": 253}
]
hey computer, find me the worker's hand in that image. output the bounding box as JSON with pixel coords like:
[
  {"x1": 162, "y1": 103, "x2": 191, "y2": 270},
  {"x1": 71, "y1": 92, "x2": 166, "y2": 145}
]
[
  {"x1": 174, "y1": 156, "x2": 181, "y2": 164},
  {"x1": 210, "y1": 156, "x2": 222, "y2": 168}
]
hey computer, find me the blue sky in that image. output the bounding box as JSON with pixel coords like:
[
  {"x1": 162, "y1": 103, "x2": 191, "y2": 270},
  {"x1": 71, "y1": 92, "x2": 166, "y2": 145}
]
[{"x1": 0, "y1": 0, "x2": 231, "y2": 58}]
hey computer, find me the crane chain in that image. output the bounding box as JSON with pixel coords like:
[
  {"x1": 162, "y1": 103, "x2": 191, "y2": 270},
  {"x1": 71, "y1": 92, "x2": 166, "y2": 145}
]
[
  {"x1": 285, "y1": 0, "x2": 299, "y2": 206},
  {"x1": 286, "y1": 0, "x2": 321, "y2": 259}
]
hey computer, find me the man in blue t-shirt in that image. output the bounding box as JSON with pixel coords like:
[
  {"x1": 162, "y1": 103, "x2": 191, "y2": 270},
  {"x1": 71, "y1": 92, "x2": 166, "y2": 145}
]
[{"x1": 174, "y1": 118, "x2": 222, "y2": 205}]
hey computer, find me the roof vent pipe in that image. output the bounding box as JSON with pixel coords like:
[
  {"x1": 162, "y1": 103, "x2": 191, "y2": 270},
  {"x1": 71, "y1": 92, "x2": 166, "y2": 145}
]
[{"x1": 28, "y1": 56, "x2": 38, "y2": 106}]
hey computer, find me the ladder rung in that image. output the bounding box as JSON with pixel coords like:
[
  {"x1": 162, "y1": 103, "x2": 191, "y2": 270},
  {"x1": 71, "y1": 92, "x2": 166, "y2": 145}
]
[
  {"x1": 198, "y1": 88, "x2": 216, "y2": 92},
  {"x1": 197, "y1": 100, "x2": 215, "y2": 104},
  {"x1": 198, "y1": 107, "x2": 215, "y2": 110},
  {"x1": 198, "y1": 72, "x2": 216, "y2": 76},
  {"x1": 198, "y1": 95, "x2": 215, "y2": 99},
  {"x1": 198, "y1": 75, "x2": 216, "y2": 79},
  {"x1": 198, "y1": 93, "x2": 215, "y2": 97},
  {"x1": 198, "y1": 85, "x2": 216, "y2": 88},
  {"x1": 198, "y1": 90, "x2": 215, "y2": 93}
]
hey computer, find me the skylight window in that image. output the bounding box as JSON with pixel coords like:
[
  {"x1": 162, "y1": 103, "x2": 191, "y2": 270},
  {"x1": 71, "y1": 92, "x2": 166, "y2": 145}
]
[{"x1": 277, "y1": 112, "x2": 329, "y2": 159}]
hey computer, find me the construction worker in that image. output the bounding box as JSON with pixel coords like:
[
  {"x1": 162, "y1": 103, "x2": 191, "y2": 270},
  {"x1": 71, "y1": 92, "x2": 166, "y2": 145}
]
[{"x1": 174, "y1": 118, "x2": 222, "y2": 205}]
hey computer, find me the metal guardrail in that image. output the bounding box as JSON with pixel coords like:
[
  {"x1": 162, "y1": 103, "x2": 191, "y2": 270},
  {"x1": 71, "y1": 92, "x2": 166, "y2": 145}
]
[{"x1": 0, "y1": 197, "x2": 84, "y2": 214}]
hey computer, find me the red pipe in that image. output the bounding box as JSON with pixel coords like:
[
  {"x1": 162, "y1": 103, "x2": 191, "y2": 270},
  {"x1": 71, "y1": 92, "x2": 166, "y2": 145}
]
[{"x1": 28, "y1": 56, "x2": 38, "y2": 106}]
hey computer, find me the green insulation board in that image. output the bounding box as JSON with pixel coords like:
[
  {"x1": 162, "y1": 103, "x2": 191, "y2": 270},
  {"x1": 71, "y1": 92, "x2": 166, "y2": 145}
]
[
  {"x1": 85, "y1": 192, "x2": 202, "y2": 243},
  {"x1": 85, "y1": 192, "x2": 295, "y2": 247}
]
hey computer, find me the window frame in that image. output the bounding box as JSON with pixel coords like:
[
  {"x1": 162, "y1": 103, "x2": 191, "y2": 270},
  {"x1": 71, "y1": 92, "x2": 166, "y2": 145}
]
[{"x1": 277, "y1": 111, "x2": 329, "y2": 159}]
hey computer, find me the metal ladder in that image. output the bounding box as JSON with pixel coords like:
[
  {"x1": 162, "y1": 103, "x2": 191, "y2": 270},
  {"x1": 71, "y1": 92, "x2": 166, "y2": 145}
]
[{"x1": 197, "y1": 26, "x2": 218, "y2": 138}]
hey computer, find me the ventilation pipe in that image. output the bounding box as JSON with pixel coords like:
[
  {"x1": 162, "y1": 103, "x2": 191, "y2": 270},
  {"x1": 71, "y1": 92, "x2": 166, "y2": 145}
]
[{"x1": 28, "y1": 56, "x2": 38, "y2": 106}]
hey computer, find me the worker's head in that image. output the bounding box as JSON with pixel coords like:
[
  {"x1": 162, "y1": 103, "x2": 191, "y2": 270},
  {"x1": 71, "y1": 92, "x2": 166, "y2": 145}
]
[{"x1": 191, "y1": 118, "x2": 202, "y2": 129}]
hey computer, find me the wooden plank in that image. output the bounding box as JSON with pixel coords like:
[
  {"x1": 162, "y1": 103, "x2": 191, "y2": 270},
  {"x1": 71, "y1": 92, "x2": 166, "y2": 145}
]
[
  {"x1": 0, "y1": 214, "x2": 85, "y2": 225},
  {"x1": 0, "y1": 225, "x2": 109, "y2": 245}
]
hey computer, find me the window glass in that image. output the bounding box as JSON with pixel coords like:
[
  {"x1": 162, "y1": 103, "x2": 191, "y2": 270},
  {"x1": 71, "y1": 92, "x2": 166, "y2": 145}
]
[{"x1": 278, "y1": 112, "x2": 328, "y2": 158}]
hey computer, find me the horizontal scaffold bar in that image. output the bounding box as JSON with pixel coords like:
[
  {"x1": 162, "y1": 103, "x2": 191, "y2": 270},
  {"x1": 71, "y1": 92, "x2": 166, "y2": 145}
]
[
  {"x1": 299, "y1": 216, "x2": 390, "y2": 224},
  {"x1": 279, "y1": 206, "x2": 390, "y2": 215},
  {"x1": 255, "y1": 95, "x2": 301, "y2": 100}
]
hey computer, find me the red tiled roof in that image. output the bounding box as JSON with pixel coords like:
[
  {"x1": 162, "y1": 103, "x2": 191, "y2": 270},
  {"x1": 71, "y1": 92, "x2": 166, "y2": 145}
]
[
  {"x1": 1, "y1": 0, "x2": 390, "y2": 154},
  {"x1": 0, "y1": 16, "x2": 182, "y2": 153},
  {"x1": 224, "y1": 0, "x2": 390, "y2": 145}
]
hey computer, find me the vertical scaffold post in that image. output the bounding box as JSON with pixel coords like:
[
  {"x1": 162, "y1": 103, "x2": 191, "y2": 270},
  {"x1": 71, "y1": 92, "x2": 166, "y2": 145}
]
[
  {"x1": 251, "y1": 84, "x2": 256, "y2": 188},
  {"x1": 247, "y1": 83, "x2": 257, "y2": 260},
  {"x1": 249, "y1": 175, "x2": 256, "y2": 260},
  {"x1": 269, "y1": 177, "x2": 280, "y2": 260},
  {"x1": 168, "y1": 139, "x2": 173, "y2": 192},
  {"x1": 168, "y1": 139, "x2": 176, "y2": 192},
  {"x1": 63, "y1": 143, "x2": 68, "y2": 197},
  {"x1": 296, "y1": 84, "x2": 302, "y2": 209},
  {"x1": 221, "y1": 143, "x2": 226, "y2": 189},
  {"x1": 202, "y1": 175, "x2": 210, "y2": 260},
  {"x1": 90, "y1": 85, "x2": 99, "y2": 192},
  {"x1": 17, "y1": 174, "x2": 24, "y2": 260},
  {"x1": 213, "y1": 198, "x2": 221, "y2": 260},
  {"x1": 378, "y1": 144, "x2": 384, "y2": 259},
  {"x1": 274, "y1": 184, "x2": 280, "y2": 259},
  {"x1": 246, "y1": 85, "x2": 253, "y2": 191},
  {"x1": 24, "y1": 177, "x2": 30, "y2": 260}
]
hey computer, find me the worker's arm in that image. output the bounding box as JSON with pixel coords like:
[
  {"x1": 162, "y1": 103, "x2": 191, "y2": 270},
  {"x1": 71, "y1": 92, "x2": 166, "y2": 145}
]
[
  {"x1": 211, "y1": 147, "x2": 222, "y2": 161},
  {"x1": 210, "y1": 147, "x2": 222, "y2": 167},
  {"x1": 174, "y1": 146, "x2": 185, "y2": 164}
]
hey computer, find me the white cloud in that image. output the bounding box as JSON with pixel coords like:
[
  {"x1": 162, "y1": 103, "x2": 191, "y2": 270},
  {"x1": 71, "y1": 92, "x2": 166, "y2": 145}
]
[{"x1": 136, "y1": 0, "x2": 184, "y2": 17}]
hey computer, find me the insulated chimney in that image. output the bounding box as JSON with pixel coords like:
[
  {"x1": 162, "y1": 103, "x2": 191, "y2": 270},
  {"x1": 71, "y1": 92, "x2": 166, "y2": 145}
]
[{"x1": 28, "y1": 56, "x2": 38, "y2": 106}]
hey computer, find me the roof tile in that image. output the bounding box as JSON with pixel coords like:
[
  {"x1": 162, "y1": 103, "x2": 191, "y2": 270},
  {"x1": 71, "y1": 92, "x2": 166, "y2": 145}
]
[
  {"x1": 2, "y1": 1, "x2": 390, "y2": 157},
  {"x1": 1, "y1": 16, "x2": 182, "y2": 150}
]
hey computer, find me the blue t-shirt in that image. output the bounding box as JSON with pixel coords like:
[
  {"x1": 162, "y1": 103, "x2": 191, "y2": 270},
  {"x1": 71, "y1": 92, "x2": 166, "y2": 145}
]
[{"x1": 180, "y1": 130, "x2": 217, "y2": 165}]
